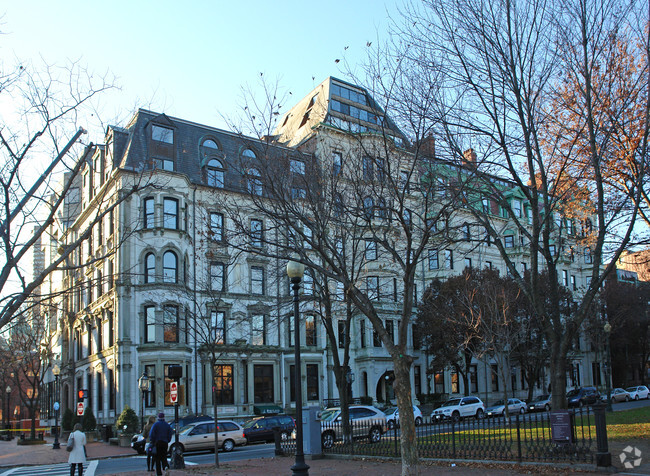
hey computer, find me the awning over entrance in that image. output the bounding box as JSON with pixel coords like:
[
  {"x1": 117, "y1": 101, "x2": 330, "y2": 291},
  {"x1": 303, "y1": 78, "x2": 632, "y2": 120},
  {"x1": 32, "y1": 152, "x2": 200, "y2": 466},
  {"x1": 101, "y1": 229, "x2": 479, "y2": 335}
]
[{"x1": 253, "y1": 404, "x2": 282, "y2": 416}]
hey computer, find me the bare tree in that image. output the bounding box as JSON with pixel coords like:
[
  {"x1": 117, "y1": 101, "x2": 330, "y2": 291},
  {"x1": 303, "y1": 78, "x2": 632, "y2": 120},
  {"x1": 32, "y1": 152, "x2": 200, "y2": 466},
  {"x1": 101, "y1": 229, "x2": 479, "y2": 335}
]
[
  {"x1": 0, "y1": 58, "x2": 117, "y2": 330},
  {"x1": 387, "y1": 0, "x2": 648, "y2": 411}
]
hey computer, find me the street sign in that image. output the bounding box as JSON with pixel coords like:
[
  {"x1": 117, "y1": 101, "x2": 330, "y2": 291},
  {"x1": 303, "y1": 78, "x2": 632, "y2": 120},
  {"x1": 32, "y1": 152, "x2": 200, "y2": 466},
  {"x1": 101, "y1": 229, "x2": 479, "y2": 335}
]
[
  {"x1": 170, "y1": 381, "x2": 178, "y2": 403},
  {"x1": 76, "y1": 402, "x2": 85, "y2": 416}
]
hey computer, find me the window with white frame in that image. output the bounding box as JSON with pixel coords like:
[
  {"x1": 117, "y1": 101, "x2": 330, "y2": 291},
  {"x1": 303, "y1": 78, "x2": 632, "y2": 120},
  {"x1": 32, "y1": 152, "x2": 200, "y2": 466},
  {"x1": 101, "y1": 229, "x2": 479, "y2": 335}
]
[
  {"x1": 211, "y1": 310, "x2": 226, "y2": 344},
  {"x1": 144, "y1": 305, "x2": 156, "y2": 343},
  {"x1": 513, "y1": 200, "x2": 522, "y2": 217},
  {"x1": 163, "y1": 251, "x2": 178, "y2": 283},
  {"x1": 209, "y1": 212, "x2": 223, "y2": 241},
  {"x1": 366, "y1": 276, "x2": 379, "y2": 300},
  {"x1": 504, "y1": 235, "x2": 515, "y2": 248},
  {"x1": 251, "y1": 266, "x2": 265, "y2": 295},
  {"x1": 163, "y1": 305, "x2": 179, "y2": 343},
  {"x1": 247, "y1": 168, "x2": 262, "y2": 196},
  {"x1": 210, "y1": 262, "x2": 225, "y2": 292},
  {"x1": 143, "y1": 197, "x2": 155, "y2": 228},
  {"x1": 251, "y1": 314, "x2": 266, "y2": 345},
  {"x1": 444, "y1": 249, "x2": 453, "y2": 269},
  {"x1": 251, "y1": 219, "x2": 263, "y2": 247},
  {"x1": 332, "y1": 151, "x2": 342, "y2": 176},
  {"x1": 365, "y1": 239, "x2": 377, "y2": 260},
  {"x1": 144, "y1": 253, "x2": 156, "y2": 283},
  {"x1": 206, "y1": 159, "x2": 224, "y2": 188},
  {"x1": 163, "y1": 198, "x2": 179, "y2": 229},
  {"x1": 428, "y1": 249, "x2": 439, "y2": 270}
]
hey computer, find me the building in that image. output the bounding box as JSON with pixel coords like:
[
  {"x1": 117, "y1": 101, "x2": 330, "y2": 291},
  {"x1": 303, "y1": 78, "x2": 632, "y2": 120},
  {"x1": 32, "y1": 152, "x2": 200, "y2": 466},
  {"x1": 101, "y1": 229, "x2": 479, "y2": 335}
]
[{"x1": 37, "y1": 77, "x2": 603, "y2": 428}]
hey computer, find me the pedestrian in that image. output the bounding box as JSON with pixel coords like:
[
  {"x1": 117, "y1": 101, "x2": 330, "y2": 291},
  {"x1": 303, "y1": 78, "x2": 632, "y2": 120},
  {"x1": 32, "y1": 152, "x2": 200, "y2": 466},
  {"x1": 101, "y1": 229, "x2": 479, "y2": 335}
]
[
  {"x1": 67, "y1": 422, "x2": 86, "y2": 476},
  {"x1": 149, "y1": 412, "x2": 172, "y2": 476},
  {"x1": 142, "y1": 415, "x2": 156, "y2": 471}
]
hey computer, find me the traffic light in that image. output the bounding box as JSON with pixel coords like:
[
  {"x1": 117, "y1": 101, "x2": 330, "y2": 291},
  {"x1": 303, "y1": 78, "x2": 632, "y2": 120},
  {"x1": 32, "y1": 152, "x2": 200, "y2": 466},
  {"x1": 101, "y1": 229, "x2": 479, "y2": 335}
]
[{"x1": 77, "y1": 389, "x2": 87, "y2": 401}]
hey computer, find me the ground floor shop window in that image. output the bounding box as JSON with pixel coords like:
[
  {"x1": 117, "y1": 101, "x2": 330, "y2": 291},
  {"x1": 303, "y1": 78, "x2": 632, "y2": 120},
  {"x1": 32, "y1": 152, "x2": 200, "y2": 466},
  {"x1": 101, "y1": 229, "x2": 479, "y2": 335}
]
[
  {"x1": 213, "y1": 364, "x2": 234, "y2": 404},
  {"x1": 254, "y1": 364, "x2": 273, "y2": 403}
]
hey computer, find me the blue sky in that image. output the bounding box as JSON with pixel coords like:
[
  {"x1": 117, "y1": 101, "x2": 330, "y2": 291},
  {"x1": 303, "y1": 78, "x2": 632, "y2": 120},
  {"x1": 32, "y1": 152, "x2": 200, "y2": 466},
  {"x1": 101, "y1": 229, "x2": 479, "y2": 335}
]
[{"x1": 1, "y1": 0, "x2": 401, "y2": 138}]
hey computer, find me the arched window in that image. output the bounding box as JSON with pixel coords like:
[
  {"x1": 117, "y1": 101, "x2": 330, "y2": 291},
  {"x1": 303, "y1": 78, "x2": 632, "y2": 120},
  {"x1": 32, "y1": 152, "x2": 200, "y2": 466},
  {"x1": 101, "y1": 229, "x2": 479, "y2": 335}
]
[
  {"x1": 203, "y1": 139, "x2": 219, "y2": 150},
  {"x1": 206, "y1": 159, "x2": 224, "y2": 188},
  {"x1": 242, "y1": 148, "x2": 256, "y2": 159},
  {"x1": 144, "y1": 253, "x2": 156, "y2": 283},
  {"x1": 163, "y1": 251, "x2": 178, "y2": 283},
  {"x1": 248, "y1": 168, "x2": 262, "y2": 196}
]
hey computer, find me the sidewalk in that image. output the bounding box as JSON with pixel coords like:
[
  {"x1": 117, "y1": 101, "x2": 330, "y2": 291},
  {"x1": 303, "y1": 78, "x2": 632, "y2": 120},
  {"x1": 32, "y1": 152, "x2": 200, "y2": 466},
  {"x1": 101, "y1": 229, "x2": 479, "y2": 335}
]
[{"x1": 0, "y1": 436, "x2": 630, "y2": 475}]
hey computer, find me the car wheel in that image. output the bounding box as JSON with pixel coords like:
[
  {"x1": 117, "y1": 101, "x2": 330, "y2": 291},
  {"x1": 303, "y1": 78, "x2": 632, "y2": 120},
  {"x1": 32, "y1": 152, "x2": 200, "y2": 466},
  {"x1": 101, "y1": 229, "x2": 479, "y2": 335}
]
[
  {"x1": 519, "y1": 408, "x2": 525, "y2": 414},
  {"x1": 635, "y1": 395, "x2": 640, "y2": 401},
  {"x1": 280, "y1": 431, "x2": 290, "y2": 440},
  {"x1": 451, "y1": 411, "x2": 461, "y2": 423},
  {"x1": 322, "y1": 431, "x2": 335, "y2": 449},
  {"x1": 222, "y1": 439, "x2": 235, "y2": 452},
  {"x1": 475, "y1": 409, "x2": 484, "y2": 420},
  {"x1": 625, "y1": 396, "x2": 630, "y2": 402},
  {"x1": 168, "y1": 442, "x2": 184, "y2": 456},
  {"x1": 415, "y1": 417, "x2": 423, "y2": 426},
  {"x1": 368, "y1": 426, "x2": 381, "y2": 444},
  {"x1": 387, "y1": 420, "x2": 395, "y2": 430},
  {"x1": 578, "y1": 400, "x2": 584, "y2": 408},
  {"x1": 544, "y1": 403, "x2": 550, "y2": 412}
]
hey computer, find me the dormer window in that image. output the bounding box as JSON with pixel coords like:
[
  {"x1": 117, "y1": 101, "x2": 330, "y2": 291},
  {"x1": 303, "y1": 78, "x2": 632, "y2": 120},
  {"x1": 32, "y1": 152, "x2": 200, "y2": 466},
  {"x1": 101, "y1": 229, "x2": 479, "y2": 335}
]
[
  {"x1": 206, "y1": 159, "x2": 225, "y2": 188},
  {"x1": 152, "y1": 125, "x2": 173, "y2": 144}
]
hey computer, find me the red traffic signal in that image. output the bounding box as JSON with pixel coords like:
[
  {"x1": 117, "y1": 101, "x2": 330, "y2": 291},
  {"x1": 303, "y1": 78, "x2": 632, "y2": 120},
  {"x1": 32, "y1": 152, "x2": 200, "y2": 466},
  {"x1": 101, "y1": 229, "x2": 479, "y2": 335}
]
[{"x1": 77, "y1": 389, "x2": 87, "y2": 401}]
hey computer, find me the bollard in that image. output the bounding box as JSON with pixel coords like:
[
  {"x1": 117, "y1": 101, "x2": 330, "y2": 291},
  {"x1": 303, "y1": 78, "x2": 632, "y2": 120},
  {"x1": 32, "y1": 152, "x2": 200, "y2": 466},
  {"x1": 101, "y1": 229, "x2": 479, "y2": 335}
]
[
  {"x1": 273, "y1": 427, "x2": 284, "y2": 456},
  {"x1": 592, "y1": 402, "x2": 612, "y2": 468}
]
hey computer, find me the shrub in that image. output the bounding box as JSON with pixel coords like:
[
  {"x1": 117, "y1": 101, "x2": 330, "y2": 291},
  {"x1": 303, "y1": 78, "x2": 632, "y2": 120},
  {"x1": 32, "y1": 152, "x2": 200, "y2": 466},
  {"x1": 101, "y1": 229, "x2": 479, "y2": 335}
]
[
  {"x1": 61, "y1": 408, "x2": 75, "y2": 431},
  {"x1": 82, "y1": 408, "x2": 97, "y2": 432},
  {"x1": 115, "y1": 405, "x2": 139, "y2": 435}
]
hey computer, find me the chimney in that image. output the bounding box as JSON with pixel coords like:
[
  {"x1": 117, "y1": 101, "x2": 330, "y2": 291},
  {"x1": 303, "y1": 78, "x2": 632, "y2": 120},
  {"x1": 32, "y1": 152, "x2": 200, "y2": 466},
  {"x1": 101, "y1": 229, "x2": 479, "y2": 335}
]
[
  {"x1": 463, "y1": 148, "x2": 477, "y2": 168},
  {"x1": 420, "y1": 135, "x2": 435, "y2": 158}
]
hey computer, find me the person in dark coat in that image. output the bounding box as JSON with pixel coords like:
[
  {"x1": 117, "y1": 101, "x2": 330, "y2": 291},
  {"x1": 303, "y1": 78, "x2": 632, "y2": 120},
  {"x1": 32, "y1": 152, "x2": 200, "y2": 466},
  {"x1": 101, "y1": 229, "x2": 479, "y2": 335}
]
[{"x1": 149, "y1": 412, "x2": 172, "y2": 476}]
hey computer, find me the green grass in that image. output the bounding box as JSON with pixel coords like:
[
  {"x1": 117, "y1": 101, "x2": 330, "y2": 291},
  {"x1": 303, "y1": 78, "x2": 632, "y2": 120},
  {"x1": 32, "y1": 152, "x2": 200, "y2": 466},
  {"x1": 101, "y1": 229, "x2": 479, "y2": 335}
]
[{"x1": 605, "y1": 406, "x2": 650, "y2": 440}]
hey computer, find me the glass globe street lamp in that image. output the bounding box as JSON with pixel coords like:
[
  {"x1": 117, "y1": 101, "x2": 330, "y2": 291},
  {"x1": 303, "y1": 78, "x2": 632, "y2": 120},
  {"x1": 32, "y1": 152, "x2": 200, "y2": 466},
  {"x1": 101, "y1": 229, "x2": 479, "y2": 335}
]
[
  {"x1": 52, "y1": 365, "x2": 61, "y2": 449},
  {"x1": 286, "y1": 260, "x2": 309, "y2": 476},
  {"x1": 138, "y1": 370, "x2": 151, "y2": 432}
]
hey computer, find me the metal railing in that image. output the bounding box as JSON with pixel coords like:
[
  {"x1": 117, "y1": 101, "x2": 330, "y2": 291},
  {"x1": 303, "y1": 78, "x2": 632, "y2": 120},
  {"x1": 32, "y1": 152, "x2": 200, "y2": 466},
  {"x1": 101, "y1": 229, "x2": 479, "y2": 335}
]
[{"x1": 281, "y1": 407, "x2": 601, "y2": 465}]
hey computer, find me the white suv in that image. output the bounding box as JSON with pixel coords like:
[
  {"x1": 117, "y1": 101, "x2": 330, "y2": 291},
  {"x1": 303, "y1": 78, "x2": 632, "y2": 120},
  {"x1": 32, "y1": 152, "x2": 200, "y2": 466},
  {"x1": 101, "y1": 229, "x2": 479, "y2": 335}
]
[{"x1": 431, "y1": 396, "x2": 485, "y2": 422}]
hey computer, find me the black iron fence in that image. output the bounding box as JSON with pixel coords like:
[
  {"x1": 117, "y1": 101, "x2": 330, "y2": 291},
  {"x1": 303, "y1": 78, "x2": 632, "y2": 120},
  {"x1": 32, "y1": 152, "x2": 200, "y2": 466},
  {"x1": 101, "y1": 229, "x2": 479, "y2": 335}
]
[{"x1": 280, "y1": 406, "x2": 603, "y2": 465}]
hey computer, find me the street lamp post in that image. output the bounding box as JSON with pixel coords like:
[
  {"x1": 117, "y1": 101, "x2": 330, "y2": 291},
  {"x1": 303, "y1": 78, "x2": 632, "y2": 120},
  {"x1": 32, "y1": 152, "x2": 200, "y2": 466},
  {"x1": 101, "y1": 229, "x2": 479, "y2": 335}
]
[
  {"x1": 603, "y1": 322, "x2": 613, "y2": 412},
  {"x1": 287, "y1": 260, "x2": 309, "y2": 476},
  {"x1": 52, "y1": 365, "x2": 61, "y2": 449},
  {"x1": 138, "y1": 370, "x2": 151, "y2": 432},
  {"x1": 5, "y1": 386, "x2": 10, "y2": 430}
]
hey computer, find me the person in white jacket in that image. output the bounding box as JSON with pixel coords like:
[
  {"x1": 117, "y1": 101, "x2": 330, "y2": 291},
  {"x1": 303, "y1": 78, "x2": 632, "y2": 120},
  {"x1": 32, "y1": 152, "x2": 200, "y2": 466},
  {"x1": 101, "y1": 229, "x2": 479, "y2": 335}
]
[{"x1": 67, "y1": 423, "x2": 87, "y2": 476}]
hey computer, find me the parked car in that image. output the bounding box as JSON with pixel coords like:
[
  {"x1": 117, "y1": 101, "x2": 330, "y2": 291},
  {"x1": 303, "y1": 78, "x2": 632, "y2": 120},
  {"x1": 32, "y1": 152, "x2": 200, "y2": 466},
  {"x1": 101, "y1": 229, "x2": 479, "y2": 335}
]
[
  {"x1": 527, "y1": 394, "x2": 551, "y2": 412},
  {"x1": 626, "y1": 385, "x2": 650, "y2": 400},
  {"x1": 430, "y1": 396, "x2": 485, "y2": 422},
  {"x1": 566, "y1": 387, "x2": 600, "y2": 407},
  {"x1": 486, "y1": 398, "x2": 527, "y2": 417},
  {"x1": 131, "y1": 414, "x2": 213, "y2": 454},
  {"x1": 167, "y1": 420, "x2": 246, "y2": 454},
  {"x1": 602, "y1": 388, "x2": 631, "y2": 403},
  {"x1": 242, "y1": 414, "x2": 295, "y2": 443},
  {"x1": 385, "y1": 405, "x2": 423, "y2": 429},
  {"x1": 320, "y1": 405, "x2": 387, "y2": 449}
]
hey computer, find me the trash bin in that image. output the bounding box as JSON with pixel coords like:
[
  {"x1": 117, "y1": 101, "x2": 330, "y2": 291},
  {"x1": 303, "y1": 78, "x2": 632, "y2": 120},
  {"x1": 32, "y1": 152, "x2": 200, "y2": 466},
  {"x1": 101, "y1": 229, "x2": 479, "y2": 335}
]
[{"x1": 102, "y1": 425, "x2": 113, "y2": 442}]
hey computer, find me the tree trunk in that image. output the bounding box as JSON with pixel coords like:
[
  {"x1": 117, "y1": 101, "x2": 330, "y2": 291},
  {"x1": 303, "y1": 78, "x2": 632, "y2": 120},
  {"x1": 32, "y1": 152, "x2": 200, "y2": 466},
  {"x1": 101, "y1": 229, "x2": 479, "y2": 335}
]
[
  {"x1": 393, "y1": 355, "x2": 418, "y2": 476},
  {"x1": 550, "y1": 351, "x2": 568, "y2": 410},
  {"x1": 334, "y1": 366, "x2": 351, "y2": 442},
  {"x1": 29, "y1": 406, "x2": 36, "y2": 439}
]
